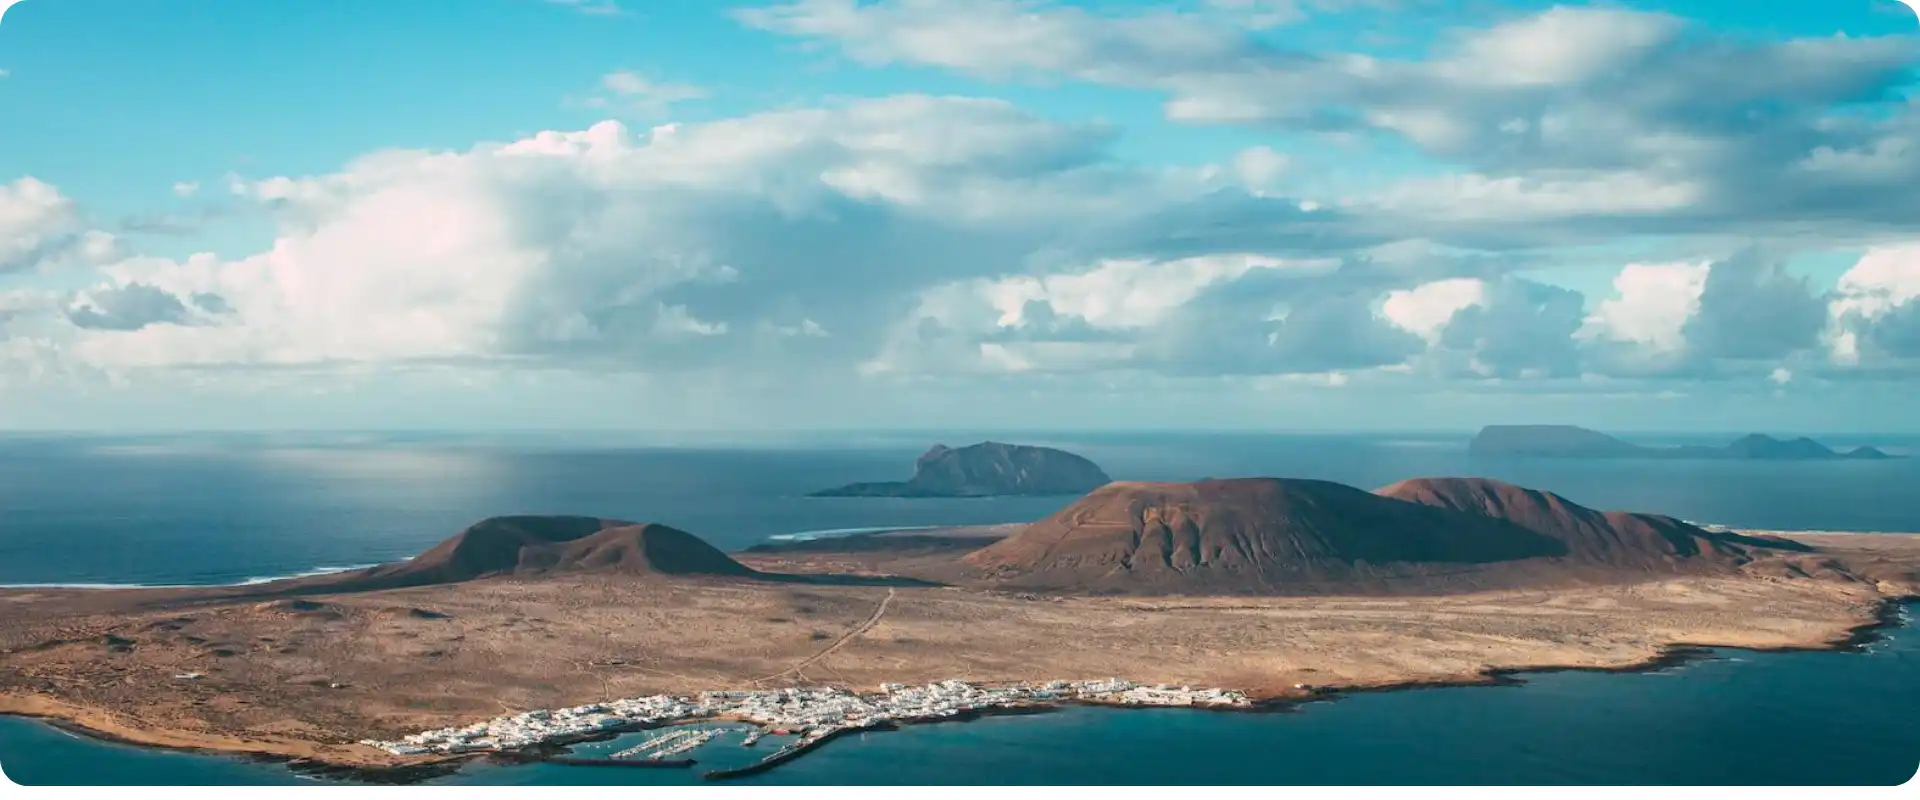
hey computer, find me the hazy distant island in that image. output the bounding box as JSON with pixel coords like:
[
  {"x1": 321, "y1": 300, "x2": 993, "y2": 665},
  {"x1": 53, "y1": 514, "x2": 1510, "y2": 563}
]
[
  {"x1": 2, "y1": 474, "x2": 1916, "y2": 781},
  {"x1": 807, "y1": 441, "x2": 1112, "y2": 498},
  {"x1": 1469, "y1": 425, "x2": 1896, "y2": 461}
]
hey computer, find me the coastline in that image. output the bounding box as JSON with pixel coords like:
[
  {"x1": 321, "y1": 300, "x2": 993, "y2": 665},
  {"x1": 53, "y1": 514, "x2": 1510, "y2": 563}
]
[{"x1": 5, "y1": 593, "x2": 1911, "y2": 784}]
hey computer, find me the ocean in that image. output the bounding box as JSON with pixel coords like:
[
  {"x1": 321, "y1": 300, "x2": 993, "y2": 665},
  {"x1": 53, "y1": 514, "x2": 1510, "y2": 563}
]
[{"x1": 1, "y1": 430, "x2": 1917, "y2": 785}]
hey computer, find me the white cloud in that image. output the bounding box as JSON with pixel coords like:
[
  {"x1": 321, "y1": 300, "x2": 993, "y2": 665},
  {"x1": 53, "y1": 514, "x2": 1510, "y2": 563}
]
[
  {"x1": 745, "y1": 1, "x2": 1920, "y2": 246},
  {"x1": 171, "y1": 181, "x2": 200, "y2": 198},
  {"x1": 1231, "y1": 146, "x2": 1289, "y2": 193},
  {"x1": 975, "y1": 253, "x2": 1326, "y2": 330},
  {"x1": 1432, "y1": 6, "x2": 1679, "y2": 88},
  {"x1": 1832, "y1": 243, "x2": 1920, "y2": 320},
  {"x1": 11, "y1": 0, "x2": 1919, "y2": 404},
  {"x1": 1827, "y1": 243, "x2": 1920, "y2": 365},
  {"x1": 1381, "y1": 277, "x2": 1487, "y2": 343},
  {"x1": 865, "y1": 252, "x2": 1387, "y2": 377},
  {"x1": 1, "y1": 178, "x2": 76, "y2": 270},
  {"x1": 0, "y1": 177, "x2": 121, "y2": 273},
  {"x1": 23, "y1": 97, "x2": 1219, "y2": 378},
  {"x1": 1365, "y1": 171, "x2": 1703, "y2": 222},
  {"x1": 580, "y1": 70, "x2": 708, "y2": 117},
  {"x1": 653, "y1": 303, "x2": 728, "y2": 337},
  {"x1": 1581, "y1": 261, "x2": 1710, "y2": 352}
]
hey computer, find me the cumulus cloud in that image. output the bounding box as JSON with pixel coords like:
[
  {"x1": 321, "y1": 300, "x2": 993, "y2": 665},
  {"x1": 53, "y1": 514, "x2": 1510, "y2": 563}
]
[
  {"x1": 26, "y1": 98, "x2": 1239, "y2": 377},
  {"x1": 1829, "y1": 243, "x2": 1920, "y2": 365},
  {"x1": 1580, "y1": 261, "x2": 1709, "y2": 354},
  {"x1": 1381, "y1": 277, "x2": 1486, "y2": 343},
  {"x1": 744, "y1": 1, "x2": 1920, "y2": 245},
  {"x1": 1436, "y1": 278, "x2": 1586, "y2": 379},
  {"x1": 1, "y1": 177, "x2": 119, "y2": 273},
  {"x1": 869, "y1": 253, "x2": 1413, "y2": 378},
  {"x1": 10, "y1": 2, "x2": 1920, "y2": 407},
  {"x1": 1680, "y1": 252, "x2": 1827, "y2": 362},
  {"x1": 1379, "y1": 274, "x2": 1585, "y2": 380}
]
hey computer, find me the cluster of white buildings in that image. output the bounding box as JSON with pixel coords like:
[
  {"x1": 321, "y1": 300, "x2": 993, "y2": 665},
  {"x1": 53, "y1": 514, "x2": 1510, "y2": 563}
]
[{"x1": 361, "y1": 678, "x2": 1250, "y2": 757}]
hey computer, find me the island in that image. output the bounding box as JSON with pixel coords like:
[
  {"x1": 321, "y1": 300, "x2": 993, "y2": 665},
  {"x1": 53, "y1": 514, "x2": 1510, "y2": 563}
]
[
  {"x1": 807, "y1": 441, "x2": 1112, "y2": 498},
  {"x1": 1, "y1": 475, "x2": 1915, "y2": 782},
  {"x1": 1469, "y1": 425, "x2": 1895, "y2": 460}
]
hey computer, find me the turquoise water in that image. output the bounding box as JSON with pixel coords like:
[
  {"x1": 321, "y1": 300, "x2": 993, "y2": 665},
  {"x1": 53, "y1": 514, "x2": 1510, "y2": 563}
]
[{"x1": 4, "y1": 605, "x2": 1915, "y2": 786}]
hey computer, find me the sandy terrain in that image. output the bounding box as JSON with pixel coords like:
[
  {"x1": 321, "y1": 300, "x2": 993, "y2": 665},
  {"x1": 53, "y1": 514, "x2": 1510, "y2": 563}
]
[{"x1": 1, "y1": 527, "x2": 1912, "y2": 774}]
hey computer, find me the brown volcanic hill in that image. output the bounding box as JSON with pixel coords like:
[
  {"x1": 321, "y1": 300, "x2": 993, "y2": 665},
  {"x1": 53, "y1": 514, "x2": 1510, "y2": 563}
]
[
  {"x1": 300, "y1": 516, "x2": 757, "y2": 593},
  {"x1": 1374, "y1": 477, "x2": 1811, "y2": 567},
  {"x1": 963, "y1": 478, "x2": 1570, "y2": 593}
]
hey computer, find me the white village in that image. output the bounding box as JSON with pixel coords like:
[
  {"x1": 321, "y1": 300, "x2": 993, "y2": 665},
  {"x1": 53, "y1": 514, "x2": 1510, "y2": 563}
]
[{"x1": 362, "y1": 678, "x2": 1252, "y2": 778}]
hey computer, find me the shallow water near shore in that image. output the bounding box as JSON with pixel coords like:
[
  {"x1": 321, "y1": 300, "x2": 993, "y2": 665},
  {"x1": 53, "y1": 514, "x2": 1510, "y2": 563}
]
[
  {"x1": 3, "y1": 604, "x2": 1917, "y2": 785},
  {"x1": 2, "y1": 432, "x2": 1919, "y2": 785}
]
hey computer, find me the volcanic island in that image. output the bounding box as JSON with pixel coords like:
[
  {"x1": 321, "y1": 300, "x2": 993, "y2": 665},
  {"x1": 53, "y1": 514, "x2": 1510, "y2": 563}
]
[{"x1": 3, "y1": 459, "x2": 1917, "y2": 781}]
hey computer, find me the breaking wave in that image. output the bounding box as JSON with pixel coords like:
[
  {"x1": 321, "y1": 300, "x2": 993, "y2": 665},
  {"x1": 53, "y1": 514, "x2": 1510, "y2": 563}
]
[
  {"x1": 764, "y1": 525, "x2": 942, "y2": 543},
  {"x1": 0, "y1": 563, "x2": 381, "y2": 591}
]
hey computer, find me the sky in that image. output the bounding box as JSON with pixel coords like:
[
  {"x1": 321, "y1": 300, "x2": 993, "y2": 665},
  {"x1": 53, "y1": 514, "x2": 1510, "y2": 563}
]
[{"x1": 2, "y1": 0, "x2": 1919, "y2": 434}]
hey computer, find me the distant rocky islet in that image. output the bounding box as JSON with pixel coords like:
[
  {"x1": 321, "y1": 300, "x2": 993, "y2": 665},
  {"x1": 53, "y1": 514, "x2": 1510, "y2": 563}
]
[
  {"x1": 1469, "y1": 425, "x2": 1895, "y2": 461},
  {"x1": 806, "y1": 441, "x2": 1113, "y2": 498}
]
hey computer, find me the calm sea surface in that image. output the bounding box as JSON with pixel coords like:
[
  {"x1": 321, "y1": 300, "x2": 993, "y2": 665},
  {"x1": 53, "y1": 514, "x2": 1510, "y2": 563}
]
[{"x1": 1, "y1": 431, "x2": 1917, "y2": 785}]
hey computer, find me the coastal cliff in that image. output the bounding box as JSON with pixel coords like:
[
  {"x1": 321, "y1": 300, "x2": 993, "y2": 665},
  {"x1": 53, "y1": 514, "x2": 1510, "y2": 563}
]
[{"x1": 808, "y1": 441, "x2": 1112, "y2": 498}]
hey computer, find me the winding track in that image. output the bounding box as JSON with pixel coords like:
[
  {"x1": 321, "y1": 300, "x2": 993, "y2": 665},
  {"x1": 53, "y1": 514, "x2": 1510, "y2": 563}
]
[{"x1": 754, "y1": 588, "x2": 894, "y2": 685}]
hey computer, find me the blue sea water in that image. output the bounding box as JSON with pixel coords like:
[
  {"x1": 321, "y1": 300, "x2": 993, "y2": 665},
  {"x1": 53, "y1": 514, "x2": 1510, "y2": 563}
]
[{"x1": 1, "y1": 430, "x2": 1917, "y2": 785}]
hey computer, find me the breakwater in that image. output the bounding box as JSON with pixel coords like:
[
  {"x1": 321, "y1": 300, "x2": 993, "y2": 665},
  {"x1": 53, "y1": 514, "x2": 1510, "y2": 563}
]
[{"x1": 703, "y1": 725, "x2": 877, "y2": 781}]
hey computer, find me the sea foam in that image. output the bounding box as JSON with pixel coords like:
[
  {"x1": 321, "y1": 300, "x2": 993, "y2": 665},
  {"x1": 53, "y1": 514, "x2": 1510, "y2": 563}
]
[
  {"x1": 0, "y1": 563, "x2": 380, "y2": 591},
  {"x1": 764, "y1": 525, "x2": 941, "y2": 543}
]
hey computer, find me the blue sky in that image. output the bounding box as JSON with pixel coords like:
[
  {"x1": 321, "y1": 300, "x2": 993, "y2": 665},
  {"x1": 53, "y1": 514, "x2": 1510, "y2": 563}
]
[{"x1": 2, "y1": 0, "x2": 1919, "y2": 433}]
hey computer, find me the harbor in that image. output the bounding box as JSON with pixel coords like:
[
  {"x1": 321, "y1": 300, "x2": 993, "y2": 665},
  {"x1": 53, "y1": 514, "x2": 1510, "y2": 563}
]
[
  {"x1": 701, "y1": 724, "x2": 873, "y2": 781},
  {"x1": 609, "y1": 727, "x2": 728, "y2": 761}
]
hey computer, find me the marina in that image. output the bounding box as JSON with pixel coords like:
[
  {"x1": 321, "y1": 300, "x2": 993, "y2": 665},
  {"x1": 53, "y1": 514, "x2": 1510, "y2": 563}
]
[{"x1": 608, "y1": 727, "x2": 724, "y2": 761}]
